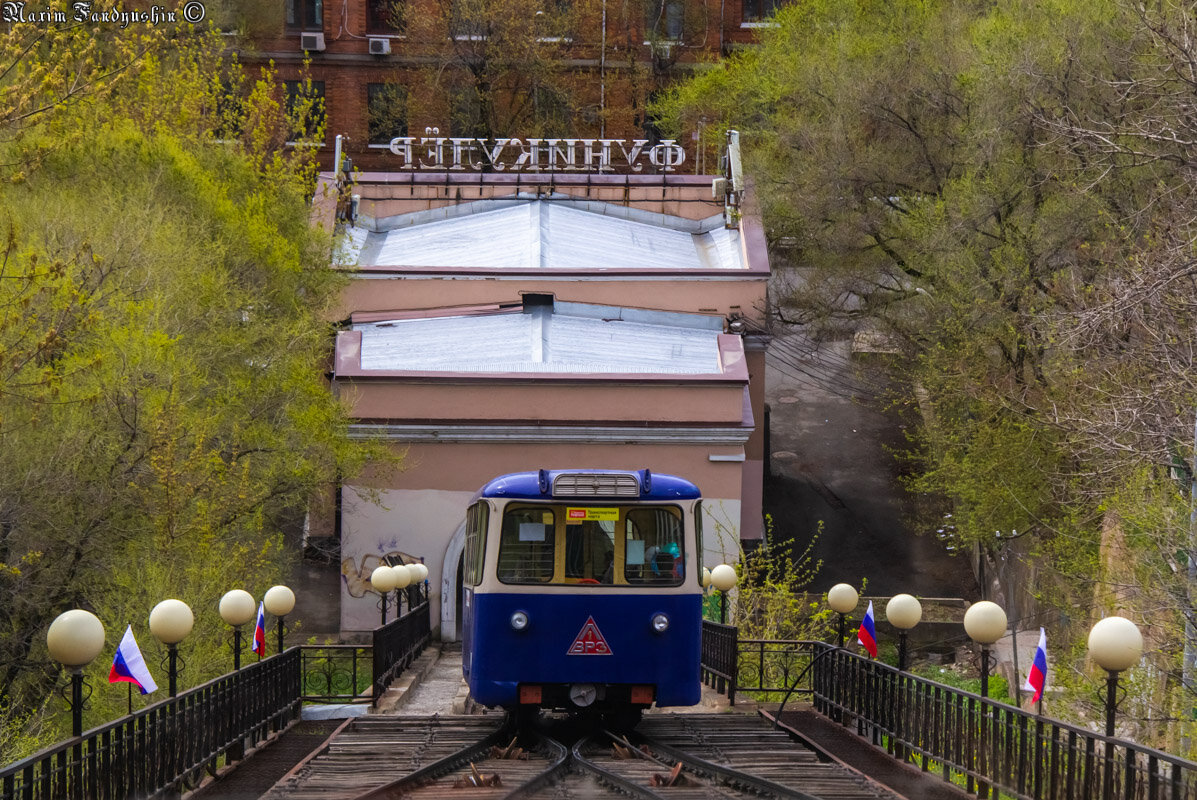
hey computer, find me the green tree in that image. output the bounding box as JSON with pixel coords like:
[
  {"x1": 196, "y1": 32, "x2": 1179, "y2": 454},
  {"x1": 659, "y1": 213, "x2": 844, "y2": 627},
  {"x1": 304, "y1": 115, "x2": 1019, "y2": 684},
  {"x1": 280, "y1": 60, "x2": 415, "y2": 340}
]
[
  {"x1": 658, "y1": 0, "x2": 1197, "y2": 749},
  {"x1": 0, "y1": 22, "x2": 389, "y2": 757}
]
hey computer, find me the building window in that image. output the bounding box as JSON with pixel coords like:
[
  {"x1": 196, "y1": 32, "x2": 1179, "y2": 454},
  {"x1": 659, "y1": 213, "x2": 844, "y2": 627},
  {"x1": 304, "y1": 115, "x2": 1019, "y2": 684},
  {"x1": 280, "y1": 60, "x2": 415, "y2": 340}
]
[
  {"x1": 741, "y1": 0, "x2": 780, "y2": 22},
  {"x1": 645, "y1": 0, "x2": 683, "y2": 39},
  {"x1": 367, "y1": 83, "x2": 408, "y2": 144},
  {"x1": 450, "y1": 88, "x2": 487, "y2": 138},
  {"x1": 450, "y1": 0, "x2": 487, "y2": 38},
  {"x1": 367, "y1": 0, "x2": 404, "y2": 33},
  {"x1": 285, "y1": 0, "x2": 323, "y2": 30},
  {"x1": 284, "y1": 79, "x2": 326, "y2": 143},
  {"x1": 521, "y1": 85, "x2": 571, "y2": 136}
]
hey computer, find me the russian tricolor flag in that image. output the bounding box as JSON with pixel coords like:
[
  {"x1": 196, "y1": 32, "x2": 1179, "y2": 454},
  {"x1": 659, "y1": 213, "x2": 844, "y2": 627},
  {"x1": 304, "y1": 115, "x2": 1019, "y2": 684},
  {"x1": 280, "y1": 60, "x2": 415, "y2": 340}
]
[
  {"x1": 108, "y1": 625, "x2": 158, "y2": 694},
  {"x1": 857, "y1": 600, "x2": 878, "y2": 658},
  {"x1": 1024, "y1": 627, "x2": 1048, "y2": 704},
  {"x1": 251, "y1": 601, "x2": 266, "y2": 657}
]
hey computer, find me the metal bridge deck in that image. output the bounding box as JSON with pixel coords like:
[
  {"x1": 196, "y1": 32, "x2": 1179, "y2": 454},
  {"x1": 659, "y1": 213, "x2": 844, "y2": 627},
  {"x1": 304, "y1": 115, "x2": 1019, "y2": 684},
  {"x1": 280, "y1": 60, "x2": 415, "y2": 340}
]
[{"x1": 192, "y1": 645, "x2": 970, "y2": 800}]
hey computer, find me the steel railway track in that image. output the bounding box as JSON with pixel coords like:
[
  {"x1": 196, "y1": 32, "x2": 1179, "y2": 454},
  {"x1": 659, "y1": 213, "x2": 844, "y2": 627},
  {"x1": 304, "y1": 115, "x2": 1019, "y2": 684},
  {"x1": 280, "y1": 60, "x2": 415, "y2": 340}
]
[{"x1": 261, "y1": 713, "x2": 901, "y2": 800}]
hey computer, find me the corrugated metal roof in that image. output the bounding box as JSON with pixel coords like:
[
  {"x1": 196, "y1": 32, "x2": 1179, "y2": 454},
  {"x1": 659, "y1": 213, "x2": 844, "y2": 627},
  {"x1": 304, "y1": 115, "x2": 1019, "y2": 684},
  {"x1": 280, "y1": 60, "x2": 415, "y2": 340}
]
[
  {"x1": 356, "y1": 200, "x2": 744, "y2": 271},
  {"x1": 356, "y1": 306, "x2": 722, "y2": 374}
]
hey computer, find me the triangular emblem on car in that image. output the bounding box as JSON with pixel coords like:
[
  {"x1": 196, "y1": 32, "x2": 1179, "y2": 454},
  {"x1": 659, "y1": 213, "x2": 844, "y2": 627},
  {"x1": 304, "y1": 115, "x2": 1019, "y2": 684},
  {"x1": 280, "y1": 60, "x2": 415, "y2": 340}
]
[{"x1": 567, "y1": 615, "x2": 613, "y2": 655}]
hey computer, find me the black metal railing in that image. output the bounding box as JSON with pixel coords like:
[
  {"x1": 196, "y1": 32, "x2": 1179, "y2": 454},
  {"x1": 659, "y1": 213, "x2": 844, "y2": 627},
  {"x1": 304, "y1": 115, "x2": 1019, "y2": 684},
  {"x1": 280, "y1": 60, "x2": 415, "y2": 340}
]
[
  {"x1": 699, "y1": 626, "x2": 818, "y2": 706},
  {"x1": 807, "y1": 642, "x2": 1197, "y2": 800},
  {"x1": 736, "y1": 638, "x2": 813, "y2": 700},
  {"x1": 1, "y1": 593, "x2": 433, "y2": 799},
  {"x1": 372, "y1": 597, "x2": 430, "y2": 705},
  {"x1": 300, "y1": 644, "x2": 373, "y2": 703},
  {"x1": 298, "y1": 594, "x2": 431, "y2": 706},
  {"x1": 700, "y1": 619, "x2": 739, "y2": 704},
  {"x1": 0, "y1": 648, "x2": 301, "y2": 800}
]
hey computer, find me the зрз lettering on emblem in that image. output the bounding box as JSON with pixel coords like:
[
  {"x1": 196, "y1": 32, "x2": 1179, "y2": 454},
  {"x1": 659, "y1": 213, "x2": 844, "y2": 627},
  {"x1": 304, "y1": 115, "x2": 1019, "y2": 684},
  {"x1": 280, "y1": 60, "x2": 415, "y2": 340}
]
[{"x1": 567, "y1": 616, "x2": 613, "y2": 655}]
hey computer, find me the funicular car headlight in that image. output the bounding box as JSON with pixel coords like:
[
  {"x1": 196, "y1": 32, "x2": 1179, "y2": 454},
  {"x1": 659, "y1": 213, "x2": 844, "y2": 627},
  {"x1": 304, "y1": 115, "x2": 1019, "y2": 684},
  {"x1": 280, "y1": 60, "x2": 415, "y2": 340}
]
[
  {"x1": 651, "y1": 613, "x2": 670, "y2": 633},
  {"x1": 510, "y1": 611, "x2": 529, "y2": 631}
]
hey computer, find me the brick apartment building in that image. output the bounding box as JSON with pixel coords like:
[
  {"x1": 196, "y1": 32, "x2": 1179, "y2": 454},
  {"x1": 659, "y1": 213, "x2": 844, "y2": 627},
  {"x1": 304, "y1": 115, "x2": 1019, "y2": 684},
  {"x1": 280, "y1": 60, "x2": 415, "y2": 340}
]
[{"x1": 237, "y1": 0, "x2": 776, "y2": 170}]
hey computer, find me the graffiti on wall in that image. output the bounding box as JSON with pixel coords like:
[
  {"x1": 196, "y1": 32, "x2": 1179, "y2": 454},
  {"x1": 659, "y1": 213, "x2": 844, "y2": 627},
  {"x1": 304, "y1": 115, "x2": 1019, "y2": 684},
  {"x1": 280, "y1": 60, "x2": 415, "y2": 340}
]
[{"x1": 341, "y1": 550, "x2": 419, "y2": 597}]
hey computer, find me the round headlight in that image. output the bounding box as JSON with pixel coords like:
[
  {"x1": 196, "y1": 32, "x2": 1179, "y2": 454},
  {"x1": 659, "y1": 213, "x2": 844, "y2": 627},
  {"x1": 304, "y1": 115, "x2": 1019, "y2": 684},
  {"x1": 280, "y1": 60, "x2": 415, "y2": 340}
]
[
  {"x1": 651, "y1": 613, "x2": 670, "y2": 633},
  {"x1": 510, "y1": 611, "x2": 529, "y2": 631}
]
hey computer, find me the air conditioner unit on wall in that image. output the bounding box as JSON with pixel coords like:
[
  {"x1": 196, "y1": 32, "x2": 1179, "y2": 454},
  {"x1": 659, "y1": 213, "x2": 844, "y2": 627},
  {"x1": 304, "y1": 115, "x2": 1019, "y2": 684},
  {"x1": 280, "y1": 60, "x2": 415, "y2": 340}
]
[
  {"x1": 300, "y1": 32, "x2": 326, "y2": 51},
  {"x1": 368, "y1": 37, "x2": 392, "y2": 55}
]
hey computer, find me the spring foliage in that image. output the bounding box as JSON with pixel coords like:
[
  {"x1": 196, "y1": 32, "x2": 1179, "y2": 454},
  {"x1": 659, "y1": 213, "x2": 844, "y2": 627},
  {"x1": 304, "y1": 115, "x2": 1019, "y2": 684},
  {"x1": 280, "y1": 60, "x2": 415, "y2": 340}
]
[
  {"x1": 0, "y1": 11, "x2": 387, "y2": 757},
  {"x1": 659, "y1": 0, "x2": 1197, "y2": 751}
]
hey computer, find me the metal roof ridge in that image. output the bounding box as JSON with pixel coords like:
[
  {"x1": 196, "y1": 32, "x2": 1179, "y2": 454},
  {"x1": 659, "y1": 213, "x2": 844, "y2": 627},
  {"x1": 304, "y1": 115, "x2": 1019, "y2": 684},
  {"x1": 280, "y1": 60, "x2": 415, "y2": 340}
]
[{"x1": 368, "y1": 195, "x2": 726, "y2": 234}]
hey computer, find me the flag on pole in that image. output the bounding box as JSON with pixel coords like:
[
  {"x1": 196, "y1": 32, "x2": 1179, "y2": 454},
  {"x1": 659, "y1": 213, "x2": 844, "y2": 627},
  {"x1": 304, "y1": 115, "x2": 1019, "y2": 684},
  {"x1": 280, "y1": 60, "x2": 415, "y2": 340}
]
[
  {"x1": 1023, "y1": 627, "x2": 1048, "y2": 704},
  {"x1": 108, "y1": 625, "x2": 158, "y2": 694},
  {"x1": 857, "y1": 600, "x2": 878, "y2": 658},
  {"x1": 252, "y1": 601, "x2": 266, "y2": 657}
]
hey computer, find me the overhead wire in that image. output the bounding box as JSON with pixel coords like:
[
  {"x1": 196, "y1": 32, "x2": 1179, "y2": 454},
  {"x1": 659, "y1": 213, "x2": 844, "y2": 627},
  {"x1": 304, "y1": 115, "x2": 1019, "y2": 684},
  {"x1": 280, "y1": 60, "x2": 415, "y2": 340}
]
[{"x1": 765, "y1": 339, "x2": 888, "y2": 400}]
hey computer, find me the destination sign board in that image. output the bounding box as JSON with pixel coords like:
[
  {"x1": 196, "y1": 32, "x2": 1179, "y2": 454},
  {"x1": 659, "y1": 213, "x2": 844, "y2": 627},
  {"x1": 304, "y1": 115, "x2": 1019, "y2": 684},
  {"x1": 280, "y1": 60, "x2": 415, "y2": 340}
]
[{"x1": 387, "y1": 136, "x2": 687, "y2": 172}]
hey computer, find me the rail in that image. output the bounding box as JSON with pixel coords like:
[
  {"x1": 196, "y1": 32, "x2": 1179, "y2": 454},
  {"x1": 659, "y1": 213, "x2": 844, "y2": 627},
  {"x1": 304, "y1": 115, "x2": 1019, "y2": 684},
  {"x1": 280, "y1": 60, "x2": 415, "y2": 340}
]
[
  {"x1": 0, "y1": 648, "x2": 300, "y2": 800},
  {"x1": 701, "y1": 622, "x2": 819, "y2": 706},
  {"x1": 372, "y1": 596, "x2": 431, "y2": 705},
  {"x1": 809, "y1": 641, "x2": 1197, "y2": 800},
  {"x1": 699, "y1": 632, "x2": 1197, "y2": 799},
  {"x1": 699, "y1": 619, "x2": 738, "y2": 704},
  {"x1": 1, "y1": 594, "x2": 431, "y2": 799}
]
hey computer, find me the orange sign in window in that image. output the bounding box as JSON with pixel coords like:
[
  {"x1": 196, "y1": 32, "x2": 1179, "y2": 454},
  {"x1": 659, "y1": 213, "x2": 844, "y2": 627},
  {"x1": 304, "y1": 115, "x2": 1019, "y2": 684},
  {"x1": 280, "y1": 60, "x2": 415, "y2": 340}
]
[{"x1": 565, "y1": 507, "x2": 619, "y2": 522}]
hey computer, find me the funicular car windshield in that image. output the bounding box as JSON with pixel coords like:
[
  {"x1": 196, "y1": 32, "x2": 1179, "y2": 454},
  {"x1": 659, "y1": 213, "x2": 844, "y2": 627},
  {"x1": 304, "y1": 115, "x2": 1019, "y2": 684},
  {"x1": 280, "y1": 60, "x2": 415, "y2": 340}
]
[{"x1": 496, "y1": 503, "x2": 684, "y2": 586}]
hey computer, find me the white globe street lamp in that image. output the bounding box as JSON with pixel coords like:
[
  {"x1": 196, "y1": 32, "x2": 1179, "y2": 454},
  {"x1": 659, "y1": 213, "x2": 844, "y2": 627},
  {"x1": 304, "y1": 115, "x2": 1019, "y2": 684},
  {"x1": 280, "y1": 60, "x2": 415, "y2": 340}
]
[
  {"x1": 886, "y1": 594, "x2": 922, "y2": 671},
  {"x1": 963, "y1": 601, "x2": 1007, "y2": 700},
  {"x1": 371, "y1": 565, "x2": 398, "y2": 625},
  {"x1": 219, "y1": 589, "x2": 256, "y2": 670},
  {"x1": 264, "y1": 585, "x2": 296, "y2": 653},
  {"x1": 149, "y1": 599, "x2": 193, "y2": 697},
  {"x1": 1088, "y1": 615, "x2": 1144, "y2": 800},
  {"x1": 710, "y1": 564, "x2": 738, "y2": 624},
  {"x1": 47, "y1": 610, "x2": 105, "y2": 736},
  {"x1": 827, "y1": 584, "x2": 859, "y2": 648}
]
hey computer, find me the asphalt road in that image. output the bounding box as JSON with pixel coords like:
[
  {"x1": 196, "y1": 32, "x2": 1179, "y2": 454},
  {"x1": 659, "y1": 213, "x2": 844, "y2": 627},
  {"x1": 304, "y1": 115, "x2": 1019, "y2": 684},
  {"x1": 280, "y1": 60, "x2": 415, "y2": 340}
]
[{"x1": 763, "y1": 333, "x2": 976, "y2": 600}]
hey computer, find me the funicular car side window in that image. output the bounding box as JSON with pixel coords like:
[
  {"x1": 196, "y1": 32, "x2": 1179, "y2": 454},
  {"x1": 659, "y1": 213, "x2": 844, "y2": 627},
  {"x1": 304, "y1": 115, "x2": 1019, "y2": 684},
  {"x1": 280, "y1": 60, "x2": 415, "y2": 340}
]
[
  {"x1": 498, "y1": 507, "x2": 555, "y2": 583},
  {"x1": 624, "y1": 507, "x2": 684, "y2": 585},
  {"x1": 464, "y1": 502, "x2": 488, "y2": 587}
]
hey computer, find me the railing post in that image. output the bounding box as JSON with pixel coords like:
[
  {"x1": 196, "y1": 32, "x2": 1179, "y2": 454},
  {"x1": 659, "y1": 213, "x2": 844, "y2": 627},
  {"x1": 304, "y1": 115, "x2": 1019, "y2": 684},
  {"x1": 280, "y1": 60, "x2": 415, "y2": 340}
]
[{"x1": 729, "y1": 625, "x2": 738, "y2": 706}]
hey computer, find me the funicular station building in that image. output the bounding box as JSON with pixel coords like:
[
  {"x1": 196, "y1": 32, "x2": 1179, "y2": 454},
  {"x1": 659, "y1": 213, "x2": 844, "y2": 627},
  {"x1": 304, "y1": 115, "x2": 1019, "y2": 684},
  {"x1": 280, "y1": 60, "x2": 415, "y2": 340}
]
[{"x1": 315, "y1": 148, "x2": 770, "y2": 640}]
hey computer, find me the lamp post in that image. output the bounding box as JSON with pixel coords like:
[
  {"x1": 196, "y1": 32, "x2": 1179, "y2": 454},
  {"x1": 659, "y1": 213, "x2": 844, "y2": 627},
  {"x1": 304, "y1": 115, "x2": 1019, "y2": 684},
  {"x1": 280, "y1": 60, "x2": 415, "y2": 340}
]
[
  {"x1": 264, "y1": 585, "x2": 296, "y2": 653},
  {"x1": 963, "y1": 601, "x2": 1007, "y2": 700},
  {"x1": 885, "y1": 593, "x2": 921, "y2": 765},
  {"x1": 391, "y1": 564, "x2": 412, "y2": 617},
  {"x1": 710, "y1": 564, "x2": 738, "y2": 624},
  {"x1": 964, "y1": 600, "x2": 1007, "y2": 800},
  {"x1": 371, "y1": 565, "x2": 398, "y2": 625},
  {"x1": 827, "y1": 584, "x2": 859, "y2": 648},
  {"x1": 46, "y1": 610, "x2": 105, "y2": 737},
  {"x1": 886, "y1": 593, "x2": 922, "y2": 671},
  {"x1": 1088, "y1": 616, "x2": 1144, "y2": 800},
  {"x1": 219, "y1": 589, "x2": 256, "y2": 671},
  {"x1": 149, "y1": 599, "x2": 194, "y2": 697},
  {"x1": 408, "y1": 562, "x2": 429, "y2": 604}
]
